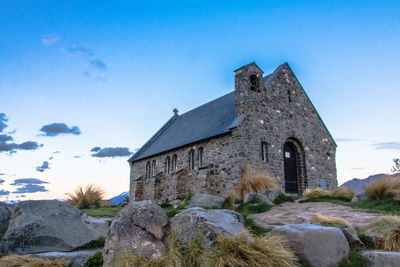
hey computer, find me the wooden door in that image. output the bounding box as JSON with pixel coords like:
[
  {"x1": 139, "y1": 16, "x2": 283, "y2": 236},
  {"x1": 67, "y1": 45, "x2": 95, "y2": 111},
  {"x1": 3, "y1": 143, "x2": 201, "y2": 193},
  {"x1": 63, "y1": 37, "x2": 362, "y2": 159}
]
[{"x1": 284, "y1": 143, "x2": 298, "y2": 194}]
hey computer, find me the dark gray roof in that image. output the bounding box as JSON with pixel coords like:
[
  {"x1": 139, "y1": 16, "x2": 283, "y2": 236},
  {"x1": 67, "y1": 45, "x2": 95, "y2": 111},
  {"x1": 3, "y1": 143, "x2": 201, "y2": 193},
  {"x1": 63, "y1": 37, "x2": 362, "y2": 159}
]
[{"x1": 129, "y1": 91, "x2": 237, "y2": 162}]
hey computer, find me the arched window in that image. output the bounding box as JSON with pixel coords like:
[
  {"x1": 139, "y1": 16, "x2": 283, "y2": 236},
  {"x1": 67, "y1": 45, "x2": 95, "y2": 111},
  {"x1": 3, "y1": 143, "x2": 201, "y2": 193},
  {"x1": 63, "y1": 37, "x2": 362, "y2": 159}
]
[
  {"x1": 146, "y1": 162, "x2": 151, "y2": 178},
  {"x1": 189, "y1": 149, "x2": 195, "y2": 171},
  {"x1": 198, "y1": 147, "x2": 203, "y2": 167},
  {"x1": 172, "y1": 154, "x2": 177, "y2": 171},
  {"x1": 250, "y1": 74, "x2": 259, "y2": 92},
  {"x1": 151, "y1": 160, "x2": 156, "y2": 176},
  {"x1": 261, "y1": 142, "x2": 268, "y2": 162},
  {"x1": 165, "y1": 156, "x2": 170, "y2": 174}
]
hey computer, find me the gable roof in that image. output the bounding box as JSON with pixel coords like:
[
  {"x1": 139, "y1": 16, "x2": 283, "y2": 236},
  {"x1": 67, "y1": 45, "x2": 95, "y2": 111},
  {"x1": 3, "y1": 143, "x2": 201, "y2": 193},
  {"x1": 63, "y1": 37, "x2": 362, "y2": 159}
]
[{"x1": 129, "y1": 91, "x2": 238, "y2": 162}]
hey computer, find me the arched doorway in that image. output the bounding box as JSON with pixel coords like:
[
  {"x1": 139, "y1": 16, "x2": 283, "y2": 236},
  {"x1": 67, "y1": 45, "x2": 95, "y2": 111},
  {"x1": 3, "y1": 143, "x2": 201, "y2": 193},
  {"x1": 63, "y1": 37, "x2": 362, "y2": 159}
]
[{"x1": 283, "y1": 138, "x2": 307, "y2": 195}]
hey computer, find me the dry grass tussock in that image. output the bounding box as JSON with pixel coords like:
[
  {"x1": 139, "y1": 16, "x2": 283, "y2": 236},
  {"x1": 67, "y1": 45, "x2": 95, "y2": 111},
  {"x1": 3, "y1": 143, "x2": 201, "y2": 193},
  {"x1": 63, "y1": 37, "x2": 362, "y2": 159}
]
[
  {"x1": 331, "y1": 187, "x2": 356, "y2": 199},
  {"x1": 209, "y1": 233, "x2": 299, "y2": 267},
  {"x1": 236, "y1": 166, "x2": 278, "y2": 200},
  {"x1": 0, "y1": 255, "x2": 68, "y2": 267},
  {"x1": 365, "y1": 176, "x2": 400, "y2": 201},
  {"x1": 310, "y1": 214, "x2": 353, "y2": 229},
  {"x1": 382, "y1": 226, "x2": 400, "y2": 251},
  {"x1": 362, "y1": 216, "x2": 400, "y2": 235},
  {"x1": 66, "y1": 184, "x2": 105, "y2": 209},
  {"x1": 303, "y1": 188, "x2": 332, "y2": 198}
]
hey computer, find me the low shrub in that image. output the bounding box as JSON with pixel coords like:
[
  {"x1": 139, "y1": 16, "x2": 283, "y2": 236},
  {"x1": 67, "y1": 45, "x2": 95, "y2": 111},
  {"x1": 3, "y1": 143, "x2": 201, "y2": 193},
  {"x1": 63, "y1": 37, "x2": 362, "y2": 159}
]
[
  {"x1": 303, "y1": 188, "x2": 332, "y2": 198},
  {"x1": 382, "y1": 226, "x2": 400, "y2": 251},
  {"x1": 338, "y1": 250, "x2": 365, "y2": 267},
  {"x1": 208, "y1": 233, "x2": 299, "y2": 267},
  {"x1": 365, "y1": 176, "x2": 400, "y2": 201},
  {"x1": 84, "y1": 252, "x2": 103, "y2": 267},
  {"x1": 310, "y1": 214, "x2": 352, "y2": 229},
  {"x1": 332, "y1": 187, "x2": 356, "y2": 199},
  {"x1": 0, "y1": 255, "x2": 68, "y2": 267},
  {"x1": 273, "y1": 193, "x2": 295, "y2": 205},
  {"x1": 67, "y1": 184, "x2": 105, "y2": 209},
  {"x1": 236, "y1": 166, "x2": 278, "y2": 200}
]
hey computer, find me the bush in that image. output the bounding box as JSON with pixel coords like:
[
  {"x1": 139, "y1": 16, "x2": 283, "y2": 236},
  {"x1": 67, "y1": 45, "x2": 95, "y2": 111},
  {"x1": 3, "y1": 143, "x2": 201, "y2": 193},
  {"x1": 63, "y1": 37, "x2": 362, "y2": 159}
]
[
  {"x1": 208, "y1": 233, "x2": 299, "y2": 267},
  {"x1": 365, "y1": 176, "x2": 400, "y2": 201},
  {"x1": 236, "y1": 166, "x2": 278, "y2": 200},
  {"x1": 310, "y1": 214, "x2": 352, "y2": 229},
  {"x1": 84, "y1": 252, "x2": 103, "y2": 267},
  {"x1": 303, "y1": 188, "x2": 332, "y2": 198},
  {"x1": 66, "y1": 184, "x2": 105, "y2": 209},
  {"x1": 273, "y1": 193, "x2": 295, "y2": 205},
  {"x1": 0, "y1": 255, "x2": 68, "y2": 267},
  {"x1": 332, "y1": 187, "x2": 356, "y2": 199}
]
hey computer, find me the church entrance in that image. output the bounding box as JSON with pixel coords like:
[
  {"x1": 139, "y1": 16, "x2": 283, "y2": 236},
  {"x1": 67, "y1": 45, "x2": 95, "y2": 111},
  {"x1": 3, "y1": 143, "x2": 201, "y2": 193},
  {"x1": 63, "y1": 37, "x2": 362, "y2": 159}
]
[{"x1": 284, "y1": 142, "x2": 298, "y2": 194}]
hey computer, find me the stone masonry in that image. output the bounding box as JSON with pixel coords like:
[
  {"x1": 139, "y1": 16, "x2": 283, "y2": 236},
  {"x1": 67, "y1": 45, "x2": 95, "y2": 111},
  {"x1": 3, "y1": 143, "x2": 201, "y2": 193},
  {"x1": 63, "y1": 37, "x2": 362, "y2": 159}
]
[{"x1": 129, "y1": 62, "x2": 337, "y2": 202}]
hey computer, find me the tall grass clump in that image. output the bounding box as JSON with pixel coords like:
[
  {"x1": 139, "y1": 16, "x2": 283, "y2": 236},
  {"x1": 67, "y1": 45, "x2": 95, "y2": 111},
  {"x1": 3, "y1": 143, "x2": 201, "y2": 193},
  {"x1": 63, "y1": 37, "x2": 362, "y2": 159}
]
[
  {"x1": 236, "y1": 166, "x2": 278, "y2": 200},
  {"x1": 331, "y1": 187, "x2": 356, "y2": 199},
  {"x1": 303, "y1": 188, "x2": 332, "y2": 198},
  {"x1": 382, "y1": 226, "x2": 400, "y2": 251},
  {"x1": 365, "y1": 176, "x2": 400, "y2": 201},
  {"x1": 310, "y1": 214, "x2": 352, "y2": 229},
  {"x1": 208, "y1": 233, "x2": 298, "y2": 267},
  {"x1": 66, "y1": 184, "x2": 105, "y2": 209},
  {"x1": 222, "y1": 194, "x2": 237, "y2": 210},
  {"x1": 362, "y1": 216, "x2": 400, "y2": 235},
  {"x1": 0, "y1": 255, "x2": 68, "y2": 267}
]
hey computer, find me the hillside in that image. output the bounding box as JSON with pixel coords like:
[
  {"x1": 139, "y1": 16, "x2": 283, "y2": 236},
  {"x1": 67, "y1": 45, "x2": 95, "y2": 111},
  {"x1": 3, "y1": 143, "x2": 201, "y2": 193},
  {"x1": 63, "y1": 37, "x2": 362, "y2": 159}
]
[{"x1": 340, "y1": 173, "x2": 400, "y2": 193}]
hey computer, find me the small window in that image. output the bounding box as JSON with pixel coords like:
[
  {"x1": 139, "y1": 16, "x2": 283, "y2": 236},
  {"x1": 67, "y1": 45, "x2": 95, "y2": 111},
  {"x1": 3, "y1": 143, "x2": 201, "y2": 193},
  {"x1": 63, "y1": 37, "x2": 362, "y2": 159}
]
[
  {"x1": 250, "y1": 74, "x2": 259, "y2": 92},
  {"x1": 261, "y1": 142, "x2": 268, "y2": 162},
  {"x1": 189, "y1": 149, "x2": 195, "y2": 171},
  {"x1": 165, "y1": 156, "x2": 170, "y2": 174},
  {"x1": 151, "y1": 160, "x2": 156, "y2": 176},
  {"x1": 288, "y1": 90, "x2": 293, "y2": 103},
  {"x1": 198, "y1": 147, "x2": 203, "y2": 167},
  {"x1": 146, "y1": 162, "x2": 151, "y2": 178},
  {"x1": 172, "y1": 154, "x2": 177, "y2": 171}
]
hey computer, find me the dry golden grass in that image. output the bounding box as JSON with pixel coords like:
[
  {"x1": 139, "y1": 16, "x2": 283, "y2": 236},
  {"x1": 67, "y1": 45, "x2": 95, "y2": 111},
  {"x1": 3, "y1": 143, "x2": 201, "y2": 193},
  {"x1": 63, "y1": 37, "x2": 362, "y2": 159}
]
[
  {"x1": 208, "y1": 233, "x2": 299, "y2": 267},
  {"x1": 310, "y1": 214, "x2": 352, "y2": 229},
  {"x1": 66, "y1": 184, "x2": 105, "y2": 209},
  {"x1": 382, "y1": 226, "x2": 400, "y2": 251},
  {"x1": 0, "y1": 255, "x2": 68, "y2": 267},
  {"x1": 236, "y1": 166, "x2": 278, "y2": 200},
  {"x1": 365, "y1": 176, "x2": 400, "y2": 201},
  {"x1": 362, "y1": 216, "x2": 400, "y2": 235},
  {"x1": 331, "y1": 187, "x2": 356, "y2": 199},
  {"x1": 303, "y1": 188, "x2": 332, "y2": 198}
]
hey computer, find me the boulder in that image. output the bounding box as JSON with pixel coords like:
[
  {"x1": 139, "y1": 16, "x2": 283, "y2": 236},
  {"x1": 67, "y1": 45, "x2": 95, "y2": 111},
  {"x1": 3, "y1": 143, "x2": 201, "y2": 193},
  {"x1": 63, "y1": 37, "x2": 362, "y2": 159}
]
[
  {"x1": 244, "y1": 192, "x2": 273, "y2": 205},
  {"x1": 362, "y1": 251, "x2": 400, "y2": 267},
  {"x1": 0, "y1": 200, "x2": 95, "y2": 254},
  {"x1": 103, "y1": 201, "x2": 169, "y2": 266},
  {"x1": 186, "y1": 193, "x2": 224, "y2": 209},
  {"x1": 351, "y1": 192, "x2": 368, "y2": 202},
  {"x1": 81, "y1": 214, "x2": 109, "y2": 240},
  {"x1": 32, "y1": 249, "x2": 101, "y2": 267},
  {"x1": 263, "y1": 188, "x2": 283, "y2": 202},
  {"x1": 0, "y1": 202, "x2": 12, "y2": 239},
  {"x1": 170, "y1": 207, "x2": 246, "y2": 248},
  {"x1": 171, "y1": 199, "x2": 183, "y2": 209},
  {"x1": 340, "y1": 223, "x2": 365, "y2": 249},
  {"x1": 270, "y1": 223, "x2": 349, "y2": 267}
]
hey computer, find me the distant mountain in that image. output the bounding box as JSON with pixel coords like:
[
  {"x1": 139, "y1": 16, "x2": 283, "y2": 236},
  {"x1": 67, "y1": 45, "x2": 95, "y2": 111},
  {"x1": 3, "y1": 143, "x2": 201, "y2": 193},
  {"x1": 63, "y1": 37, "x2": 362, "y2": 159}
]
[
  {"x1": 3, "y1": 199, "x2": 20, "y2": 204},
  {"x1": 110, "y1": 192, "x2": 129, "y2": 205},
  {"x1": 340, "y1": 173, "x2": 400, "y2": 193}
]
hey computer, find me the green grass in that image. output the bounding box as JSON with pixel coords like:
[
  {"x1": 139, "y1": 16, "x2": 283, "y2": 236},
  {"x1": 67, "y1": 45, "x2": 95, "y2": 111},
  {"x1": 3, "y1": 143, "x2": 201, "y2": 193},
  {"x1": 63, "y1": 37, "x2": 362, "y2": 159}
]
[
  {"x1": 235, "y1": 198, "x2": 272, "y2": 235},
  {"x1": 273, "y1": 193, "x2": 295, "y2": 205},
  {"x1": 357, "y1": 232, "x2": 376, "y2": 249},
  {"x1": 338, "y1": 250, "x2": 366, "y2": 267},
  {"x1": 300, "y1": 195, "x2": 400, "y2": 216},
  {"x1": 84, "y1": 252, "x2": 103, "y2": 267},
  {"x1": 78, "y1": 237, "x2": 105, "y2": 250},
  {"x1": 161, "y1": 191, "x2": 194, "y2": 218},
  {"x1": 81, "y1": 206, "x2": 123, "y2": 217}
]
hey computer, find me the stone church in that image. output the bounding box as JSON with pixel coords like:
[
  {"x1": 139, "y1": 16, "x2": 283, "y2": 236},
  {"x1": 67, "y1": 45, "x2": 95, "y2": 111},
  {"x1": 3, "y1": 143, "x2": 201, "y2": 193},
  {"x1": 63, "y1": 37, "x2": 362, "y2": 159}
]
[{"x1": 128, "y1": 62, "x2": 337, "y2": 202}]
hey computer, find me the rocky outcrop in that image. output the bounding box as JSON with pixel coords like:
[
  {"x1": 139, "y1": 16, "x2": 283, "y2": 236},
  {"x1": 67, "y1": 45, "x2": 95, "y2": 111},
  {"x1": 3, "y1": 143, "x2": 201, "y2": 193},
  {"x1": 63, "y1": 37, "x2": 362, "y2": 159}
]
[
  {"x1": 244, "y1": 192, "x2": 273, "y2": 205},
  {"x1": 340, "y1": 224, "x2": 365, "y2": 249},
  {"x1": 0, "y1": 202, "x2": 12, "y2": 239},
  {"x1": 270, "y1": 223, "x2": 349, "y2": 267},
  {"x1": 362, "y1": 251, "x2": 400, "y2": 267},
  {"x1": 263, "y1": 188, "x2": 283, "y2": 203},
  {"x1": 0, "y1": 200, "x2": 96, "y2": 254},
  {"x1": 81, "y1": 214, "x2": 109, "y2": 240},
  {"x1": 102, "y1": 201, "x2": 169, "y2": 266},
  {"x1": 170, "y1": 207, "x2": 246, "y2": 248},
  {"x1": 186, "y1": 193, "x2": 224, "y2": 209}
]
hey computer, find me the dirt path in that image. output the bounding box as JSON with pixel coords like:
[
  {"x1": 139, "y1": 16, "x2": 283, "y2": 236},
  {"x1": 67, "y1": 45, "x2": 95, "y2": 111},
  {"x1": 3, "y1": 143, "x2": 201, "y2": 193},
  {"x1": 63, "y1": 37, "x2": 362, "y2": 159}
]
[{"x1": 250, "y1": 202, "x2": 388, "y2": 230}]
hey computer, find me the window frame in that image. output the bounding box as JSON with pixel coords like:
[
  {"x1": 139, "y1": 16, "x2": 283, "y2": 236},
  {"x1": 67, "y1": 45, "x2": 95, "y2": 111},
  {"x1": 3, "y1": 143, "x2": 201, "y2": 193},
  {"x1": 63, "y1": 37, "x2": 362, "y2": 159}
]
[{"x1": 261, "y1": 142, "x2": 268, "y2": 162}]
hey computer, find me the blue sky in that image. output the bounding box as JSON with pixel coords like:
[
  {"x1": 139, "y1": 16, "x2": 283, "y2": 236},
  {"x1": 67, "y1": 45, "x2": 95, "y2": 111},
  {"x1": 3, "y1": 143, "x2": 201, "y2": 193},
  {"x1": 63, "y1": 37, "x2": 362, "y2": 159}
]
[{"x1": 0, "y1": 0, "x2": 399, "y2": 200}]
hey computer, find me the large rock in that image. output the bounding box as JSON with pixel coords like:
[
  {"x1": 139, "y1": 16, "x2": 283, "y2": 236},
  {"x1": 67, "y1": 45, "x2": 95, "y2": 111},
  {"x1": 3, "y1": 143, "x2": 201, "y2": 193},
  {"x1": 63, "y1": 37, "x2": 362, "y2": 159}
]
[
  {"x1": 340, "y1": 223, "x2": 365, "y2": 248},
  {"x1": 170, "y1": 207, "x2": 246, "y2": 248},
  {"x1": 244, "y1": 192, "x2": 273, "y2": 205},
  {"x1": 32, "y1": 249, "x2": 101, "y2": 267},
  {"x1": 270, "y1": 223, "x2": 349, "y2": 267},
  {"x1": 0, "y1": 200, "x2": 95, "y2": 254},
  {"x1": 81, "y1": 214, "x2": 108, "y2": 240},
  {"x1": 186, "y1": 193, "x2": 224, "y2": 209},
  {"x1": 362, "y1": 251, "x2": 400, "y2": 267},
  {"x1": 263, "y1": 188, "x2": 283, "y2": 203},
  {"x1": 351, "y1": 192, "x2": 368, "y2": 202},
  {"x1": 0, "y1": 202, "x2": 12, "y2": 239},
  {"x1": 103, "y1": 201, "x2": 169, "y2": 266}
]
